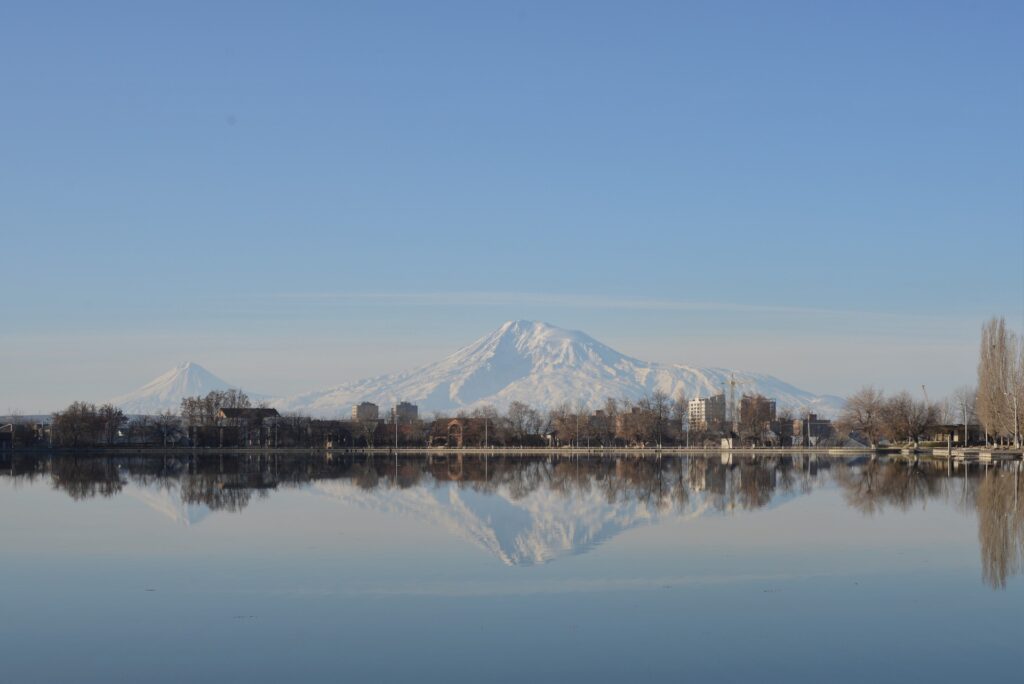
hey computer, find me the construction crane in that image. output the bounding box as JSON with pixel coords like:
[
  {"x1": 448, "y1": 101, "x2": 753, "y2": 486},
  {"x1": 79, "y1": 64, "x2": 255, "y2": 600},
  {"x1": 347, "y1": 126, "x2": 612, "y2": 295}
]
[{"x1": 722, "y1": 373, "x2": 753, "y2": 433}]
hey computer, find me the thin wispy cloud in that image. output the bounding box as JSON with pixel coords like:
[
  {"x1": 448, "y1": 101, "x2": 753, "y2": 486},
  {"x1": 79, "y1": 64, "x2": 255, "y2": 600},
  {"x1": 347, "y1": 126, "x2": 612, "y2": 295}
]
[{"x1": 265, "y1": 291, "x2": 962, "y2": 325}]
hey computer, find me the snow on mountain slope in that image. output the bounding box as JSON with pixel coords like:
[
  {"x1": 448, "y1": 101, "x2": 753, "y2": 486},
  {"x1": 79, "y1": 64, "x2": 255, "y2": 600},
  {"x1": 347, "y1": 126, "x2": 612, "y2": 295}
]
[
  {"x1": 111, "y1": 361, "x2": 244, "y2": 414},
  {"x1": 278, "y1": 320, "x2": 844, "y2": 417}
]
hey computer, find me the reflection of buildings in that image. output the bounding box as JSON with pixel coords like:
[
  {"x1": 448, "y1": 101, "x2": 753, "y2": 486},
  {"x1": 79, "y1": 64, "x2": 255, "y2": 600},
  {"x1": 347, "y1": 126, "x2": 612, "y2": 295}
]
[{"x1": 3, "y1": 451, "x2": 1019, "y2": 584}]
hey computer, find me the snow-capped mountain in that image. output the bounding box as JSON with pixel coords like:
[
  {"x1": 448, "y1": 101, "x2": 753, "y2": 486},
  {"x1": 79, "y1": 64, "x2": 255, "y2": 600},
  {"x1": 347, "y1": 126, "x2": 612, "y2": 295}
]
[
  {"x1": 111, "y1": 361, "x2": 244, "y2": 414},
  {"x1": 314, "y1": 458, "x2": 803, "y2": 566},
  {"x1": 278, "y1": 320, "x2": 844, "y2": 417},
  {"x1": 311, "y1": 478, "x2": 714, "y2": 565},
  {"x1": 115, "y1": 470, "x2": 798, "y2": 566}
]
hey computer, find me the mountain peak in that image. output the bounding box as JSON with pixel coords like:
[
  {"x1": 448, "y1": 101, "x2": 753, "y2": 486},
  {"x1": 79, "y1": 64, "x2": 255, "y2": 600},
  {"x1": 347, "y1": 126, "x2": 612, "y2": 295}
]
[
  {"x1": 277, "y1": 322, "x2": 844, "y2": 417},
  {"x1": 492, "y1": 320, "x2": 592, "y2": 345},
  {"x1": 111, "y1": 362, "x2": 239, "y2": 414},
  {"x1": 497, "y1": 319, "x2": 557, "y2": 335},
  {"x1": 171, "y1": 361, "x2": 216, "y2": 377}
]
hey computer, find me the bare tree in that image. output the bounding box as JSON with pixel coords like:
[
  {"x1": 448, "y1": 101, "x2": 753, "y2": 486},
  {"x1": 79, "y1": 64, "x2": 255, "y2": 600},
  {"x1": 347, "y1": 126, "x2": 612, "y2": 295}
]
[
  {"x1": 880, "y1": 391, "x2": 939, "y2": 446},
  {"x1": 506, "y1": 401, "x2": 534, "y2": 445},
  {"x1": 51, "y1": 402, "x2": 104, "y2": 447},
  {"x1": 737, "y1": 394, "x2": 773, "y2": 446},
  {"x1": 470, "y1": 404, "x2": 502, "y2": 446},
  {"x1": 180, "y1": 390, "x2": 251, "y2": 427},
  {"x1": 776, "y1": 406, "x2": 795, "y2": 446},
  {"x1": 547, "y1": 402, "x2": 574, "y2": 446},
  {"x1": 837, "y1": 386, "x2": 886, "y2": 447},
  {"x1": 671, "y1": 392, "x2": 688, "y2": 444},
  {"x1": 976, "y1": 317, "x2": 1022, "y2": 446},
  {"x1": 97, "y1": 404, "x2": 127, "y2": 445},
  {"x1": 596, "y1": 397, "x2": 620, "y2": 446},
  {"x1": 152, "y1": 410, "x2": 182, "y2": 446},
  {"x1": 647, "y1": 391, "x2": 673, "y2": 446}
]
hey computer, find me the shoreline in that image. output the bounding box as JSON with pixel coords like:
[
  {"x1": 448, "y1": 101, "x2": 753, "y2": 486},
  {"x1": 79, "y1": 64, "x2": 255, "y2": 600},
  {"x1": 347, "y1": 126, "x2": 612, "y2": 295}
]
[{"x1": 3, "y1": 445, "x2": 1021, "y2": 461}]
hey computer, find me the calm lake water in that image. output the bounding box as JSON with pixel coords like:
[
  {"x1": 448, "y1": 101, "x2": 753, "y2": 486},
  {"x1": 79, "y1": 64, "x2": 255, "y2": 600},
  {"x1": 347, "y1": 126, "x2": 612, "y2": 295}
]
[{"x1": 0, "y1": 452, "x2": 1020, "y2": 683}]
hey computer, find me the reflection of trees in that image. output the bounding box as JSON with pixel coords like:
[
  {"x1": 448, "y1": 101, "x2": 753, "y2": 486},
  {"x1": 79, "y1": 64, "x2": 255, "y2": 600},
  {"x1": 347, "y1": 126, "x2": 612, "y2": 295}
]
[
  {"x1": 737, "y1": 460, "x2": 775, "y2": 510},
  {"x1": 976, "y1": 466, "x2": 1024, "y2": 589},
  {"x1": 8, "y1": 452, "x2": 1023, "y2": 589},
  {"x1": 395, "y1": 461, "x2": 424, "y2": 489},
  {"x1": 180, "y1": 474, "x2": 255, "y2": 513},
  {"x1": 834, "y1": 460, "x2": 944, "y2": 515},
  {"x1": 50, "y1": 457, "x2": 124, "y2": 500},
  {"x1": 834, "y1": 460, "x2": 884, "y2": 514},
  {"x1": 354, "y1": 456, "x2": 380, "y2": 491},
  {"x1": 671, "y1": 459, "x2": 690, "y2": 511},
  {"x1": 833, "y1": 459, "x2": 1023, "y2": 589}
]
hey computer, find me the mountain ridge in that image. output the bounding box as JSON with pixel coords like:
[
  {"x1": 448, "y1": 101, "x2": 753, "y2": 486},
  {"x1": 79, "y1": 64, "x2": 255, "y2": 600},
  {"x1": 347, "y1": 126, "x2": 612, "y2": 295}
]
[
  {"x1": 111, "y1": 322, "x2": 843, "y2": 416},
  {"x1": 276, "y1": 320, "x2": 844, "y2": 417}
]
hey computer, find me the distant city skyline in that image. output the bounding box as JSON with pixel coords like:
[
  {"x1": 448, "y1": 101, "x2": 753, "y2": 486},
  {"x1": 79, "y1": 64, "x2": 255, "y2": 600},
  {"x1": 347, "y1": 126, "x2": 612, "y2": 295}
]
[{"x1": 3, "y1": 2, "x2": 1022, "y2": 411}]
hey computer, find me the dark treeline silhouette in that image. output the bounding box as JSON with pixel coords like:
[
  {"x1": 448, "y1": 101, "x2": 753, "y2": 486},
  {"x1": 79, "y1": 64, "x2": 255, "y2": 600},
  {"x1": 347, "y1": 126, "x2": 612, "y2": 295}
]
[
  {"x1": 4, "y1": 451, "x2": 831, "y2": 511},
  {"x1": 33, "y1": 389, "x2": 820, "y2": 449}
]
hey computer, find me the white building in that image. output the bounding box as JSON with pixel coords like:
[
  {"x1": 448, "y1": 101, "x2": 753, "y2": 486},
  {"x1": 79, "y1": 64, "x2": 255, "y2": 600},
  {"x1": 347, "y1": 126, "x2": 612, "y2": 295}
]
[{"x1": 688, "y1": 394, "x2": 726, "y2": 430}]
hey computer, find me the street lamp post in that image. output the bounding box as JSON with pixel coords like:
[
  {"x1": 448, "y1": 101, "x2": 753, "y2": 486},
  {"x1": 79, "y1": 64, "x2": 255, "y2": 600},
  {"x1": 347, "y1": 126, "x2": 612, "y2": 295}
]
[{"x1": 805, "y1": 410, "x2": 812, "y2": 448}]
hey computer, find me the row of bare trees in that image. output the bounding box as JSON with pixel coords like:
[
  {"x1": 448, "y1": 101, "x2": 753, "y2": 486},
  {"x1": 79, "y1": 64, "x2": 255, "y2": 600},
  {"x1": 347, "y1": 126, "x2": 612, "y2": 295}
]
[
  {"x1": 38, "y1": 388, "x2": 794, "y2": 449},
  {"x1": 835, "y1": 387, "x2": 940, "y2": 447},
  {"x1": 834, "y1": 318, "x2": 1024, "y2": 449},
  {"x1": 48, "y1": 402, "x2": 187, "y2": 447},
  {"x1": 179, "y1": 389, "x2": 253, "y2": 426},
  {"x1": 444, "y1": 392, "x2": 691, "y2": 448},
  {"x1": 50, "y1": 402, "x2": 127, "y2": 447},
  {"x1": 45, "y1": 390, "x2": 257, "y2": 447}
]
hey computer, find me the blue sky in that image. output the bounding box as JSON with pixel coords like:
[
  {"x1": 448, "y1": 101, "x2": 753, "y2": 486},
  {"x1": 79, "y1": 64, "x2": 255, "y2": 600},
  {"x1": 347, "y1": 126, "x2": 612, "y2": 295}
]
[{"x1": 2, "y1": 1, "x2": 1022, "y2": 411}]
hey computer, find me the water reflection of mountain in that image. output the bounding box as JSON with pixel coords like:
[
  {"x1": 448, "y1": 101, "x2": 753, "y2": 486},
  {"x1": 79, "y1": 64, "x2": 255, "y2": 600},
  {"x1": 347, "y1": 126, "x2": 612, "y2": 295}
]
[
  {"x1": 1, "y1": 453, "x2": 1021, "y2": 586},
  {"x1": 311, "y1": 457, "x2": 807, "y2": 565},
  {"x1": 124, "y1": 483, "x2": 212, "y2": 526}
]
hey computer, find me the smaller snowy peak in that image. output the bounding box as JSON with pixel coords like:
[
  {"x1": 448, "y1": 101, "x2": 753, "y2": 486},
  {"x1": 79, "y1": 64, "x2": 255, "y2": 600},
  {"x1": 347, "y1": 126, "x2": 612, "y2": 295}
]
[{"x1": 111, "y1": 362, "x2": 243, "y2": 415}]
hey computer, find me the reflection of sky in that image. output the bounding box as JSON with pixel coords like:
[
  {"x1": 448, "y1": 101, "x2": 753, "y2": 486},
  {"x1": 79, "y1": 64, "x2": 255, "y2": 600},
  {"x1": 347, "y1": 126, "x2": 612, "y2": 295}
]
[{"x1": 0, "y1": 473, "x2": 1020, "y2": 682}]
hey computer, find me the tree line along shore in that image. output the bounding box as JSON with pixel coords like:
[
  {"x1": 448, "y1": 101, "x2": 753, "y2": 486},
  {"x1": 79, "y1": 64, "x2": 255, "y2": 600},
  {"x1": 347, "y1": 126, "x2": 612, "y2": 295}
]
[{"x1": 3, "y1": 317, "x2": 1022, "y2": 453}]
